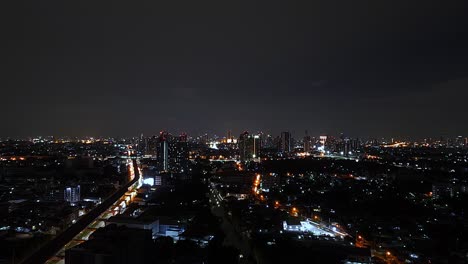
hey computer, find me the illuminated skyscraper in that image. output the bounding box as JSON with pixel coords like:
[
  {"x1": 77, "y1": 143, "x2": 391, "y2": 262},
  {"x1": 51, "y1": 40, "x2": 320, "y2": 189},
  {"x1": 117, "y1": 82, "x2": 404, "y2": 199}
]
[
  {"x1": 170, "y1": 133, "x2": 189, "y2": 173},
  {"x1": 64, "y1": 185, "x2": 80, "y2": 204},
  {"x1": 319, "y1": 136, "x2": 327, "y2": 152},
  {"x1": 155, "y1": 131, "x2": 190, "y2": 173},
  {"x1": 239, "y1": 131, "x2": 261, "y2": 161},
  {"x1": 157, "y1": 131, "x2": 169, "y2": 172}
]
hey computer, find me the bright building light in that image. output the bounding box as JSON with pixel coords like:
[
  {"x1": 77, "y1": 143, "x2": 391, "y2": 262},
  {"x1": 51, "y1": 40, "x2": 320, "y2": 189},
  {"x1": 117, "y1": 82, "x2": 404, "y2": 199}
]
[{"x1": 143, "y1": 177, "x2": 154, "y2": 186}]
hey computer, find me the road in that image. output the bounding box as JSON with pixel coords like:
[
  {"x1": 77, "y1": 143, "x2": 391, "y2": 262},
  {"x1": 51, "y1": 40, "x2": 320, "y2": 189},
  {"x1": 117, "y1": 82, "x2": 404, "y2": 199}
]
[
  {"x1": 209, "y1": 182, "x2": 253, "y2": 261},
  {"x1": 20, "y1": 159, "x2": 141, "y2": 264}
]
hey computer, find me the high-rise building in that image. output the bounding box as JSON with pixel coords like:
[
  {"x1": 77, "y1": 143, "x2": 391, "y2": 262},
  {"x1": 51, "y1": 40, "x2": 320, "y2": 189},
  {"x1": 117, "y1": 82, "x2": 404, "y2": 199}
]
[
  {"x1": 64, "y1": 185, "x2": 80, "y2": 203},
  {"x1": 239, "y1": 131, "x2": 261, "y2": 161},
  {"x1": 170, "y1": 134, "x2": 189, "y2": 173},
  {"x1": 303, "y1": 130, "x2": 311, "y2": 152},
  {"x1": 343, "y1": 138, "x2": 351, "y2": 156},
  {"x1": 351, "y1": 138, "x2": 360, "y2": 150},
  {"x1": 136, "y1": 133, "x2": 146, "y2": 155},
  {"x1": 319, "y1": 136, "x2": 327, "y2": 146},
  {"x1": 280, "y1": 132, "x2": 291, "y2": 153},
  {"x1": 319, "y1": 136, "x2": 327, "y2": 152},
  {"x1": 154, "y1": 131, "x2": 190, "y2": 173},
  {"x1": 157, "y1": 131, "x2": 169, "y2": 172},
  {"x1": 261, "y1": 134, "x2": 275, "y2": 149},
  {"x1": 145, "y1": 136, "x2": 158, "y2": 156}
]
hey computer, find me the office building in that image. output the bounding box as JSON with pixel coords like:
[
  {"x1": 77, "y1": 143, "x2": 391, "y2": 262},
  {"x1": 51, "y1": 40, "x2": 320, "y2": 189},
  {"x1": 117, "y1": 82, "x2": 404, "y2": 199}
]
[
  {"x1": 157, "y1": 131, "x2": 169, "y2": 172},
  {"x1": 64, "y1": 185, "x2": 80, "y2": 203},
  {"x1": 280, "y1": 131, "x2": 291, "y2": 153},
  {"x1": 239, "y1": 131, "x2": 261, "y2": 161}
]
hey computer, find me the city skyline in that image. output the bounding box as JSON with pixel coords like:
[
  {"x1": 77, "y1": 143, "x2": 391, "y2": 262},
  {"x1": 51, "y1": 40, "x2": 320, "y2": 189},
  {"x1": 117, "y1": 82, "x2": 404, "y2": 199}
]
[
  {"x1": 2, "y1": 1, "x2": 468, "y2": 263},
  {"x1": 0, "y1": 129, "x2": 468, "y2": 142},
  {"x1": 1, "y1": 122, "x2": 467, "y2": 263},
  {"x1": 0, "y1": 129, "x2": 466, "y2": 142}
]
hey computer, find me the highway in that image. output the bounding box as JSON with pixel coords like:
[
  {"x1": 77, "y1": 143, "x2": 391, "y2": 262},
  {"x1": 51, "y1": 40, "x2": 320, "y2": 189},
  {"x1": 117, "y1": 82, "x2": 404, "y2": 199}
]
[{"x1": 20, "y1": 159, "x2": 141, "y2": 264}]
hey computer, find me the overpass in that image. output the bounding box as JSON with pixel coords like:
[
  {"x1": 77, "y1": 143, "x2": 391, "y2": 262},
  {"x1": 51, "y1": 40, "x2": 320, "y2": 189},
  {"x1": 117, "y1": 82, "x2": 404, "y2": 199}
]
[{"x1": 21, "y1": 159, "x2": 141, "y2": 264}]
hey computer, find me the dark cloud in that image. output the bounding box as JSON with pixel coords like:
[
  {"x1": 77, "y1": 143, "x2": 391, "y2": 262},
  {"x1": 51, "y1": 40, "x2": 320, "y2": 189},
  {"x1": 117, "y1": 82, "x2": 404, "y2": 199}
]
[{"x1": 1, "y1": 0, "x2": 467, "y2": 138}]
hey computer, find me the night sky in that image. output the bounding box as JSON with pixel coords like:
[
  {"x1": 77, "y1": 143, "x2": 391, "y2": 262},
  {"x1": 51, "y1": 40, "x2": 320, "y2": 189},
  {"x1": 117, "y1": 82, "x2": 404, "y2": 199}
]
[{"x1": 2, "y1": 1, "x2": 467, "y2": 139}]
